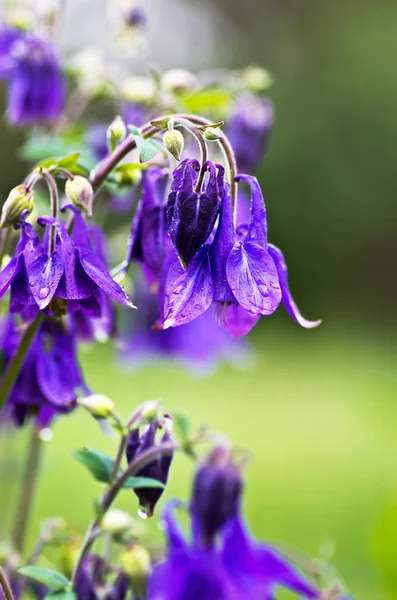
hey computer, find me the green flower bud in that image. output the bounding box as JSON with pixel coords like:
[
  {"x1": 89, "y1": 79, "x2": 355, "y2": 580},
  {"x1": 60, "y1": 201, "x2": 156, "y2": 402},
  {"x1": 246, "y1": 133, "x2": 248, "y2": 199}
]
[
  {"x1": 65, "y1": 176, "x2": 94, "y2": 217},
  {"x1": 79, "y1": 394, "x2": 115, "y2": 419},
  {"x1": 243, "y1": 66, "x2": 274, "y2": 92},
  {"x1": 204, "y1": 127, "x2": 222, "y2": 141},
  {"x1": 107, "y1": 115, "x2": 127, "y2": 151},
  {"x1": 101, "y1": 509, "x2": 133, "y2": 535},
  {"x1": 140, "y1": 400, "x2": 160, "y2": 422},
  {"x1": 119, "y1": 545, "x2": 151, "y2": 598},
  {"x1": 0, "y1": 185, "x2": 35, "y2": 228},
  {"x1": 163, "y1": 129, "x2": 184, "y2": 161}
]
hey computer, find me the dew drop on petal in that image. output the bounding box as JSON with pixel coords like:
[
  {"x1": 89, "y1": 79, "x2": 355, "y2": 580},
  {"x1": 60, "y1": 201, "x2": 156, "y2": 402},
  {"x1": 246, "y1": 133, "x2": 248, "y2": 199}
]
[
  {"x1": 39, "y1": 286, "x2": 50, "y2": 299},
  {"x1": 138, "y1": 508, "x2": 149, "y2": 520}
]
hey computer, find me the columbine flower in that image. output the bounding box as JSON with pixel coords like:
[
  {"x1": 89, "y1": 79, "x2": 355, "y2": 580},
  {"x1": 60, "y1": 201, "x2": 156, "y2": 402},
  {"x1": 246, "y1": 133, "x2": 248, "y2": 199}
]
[
  {"x1": 162, "y1": 175, "x2": 320, "y2": 336},
  {"x1": 227, "y1": 94, "x2": 273, "y2": 173},
  {"x1": 0, "y1": 208, "x2": 134, "y2": 316},
  {"x1": 120, "y1": 276, "x2": 251, "y2": 375},
  {"x1": 126, "y1": 167, "x2": 171, "y2": 282},
  {"x1": 74, "y1": 554, "x2": 129, "y2": 600},
  {"x1": 125, "y1": 415, "x2": 173, "y2": 516},
  {"x1": 167, "y1": 159, "x2": 224, "y2": 269},
  {"x1": 0, "y1": 316, "x2": 87, "y2": 428},
  {"x1": 0, "y1": 25, "x2": 26, "y2": 78},
  {"x1": 147, "y1": 447, "x2": 325, "y2": 600},
  {"x1": 6, "y1": 34, "x2": 64, "y2": 125}
]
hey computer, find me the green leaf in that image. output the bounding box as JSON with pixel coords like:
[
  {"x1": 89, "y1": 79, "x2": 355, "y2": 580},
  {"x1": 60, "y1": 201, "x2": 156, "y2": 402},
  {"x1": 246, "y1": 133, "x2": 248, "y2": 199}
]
[
  {"x1": 181, "y1": 87, "x2": 233, "y2": 119},
  {"x1": 128, "y1": 125, "x2": 159, "y2": 163},
  {"x1": 56, "y1": 152, "x2": 81, "y2": 169},
  {"x1": 123, "y1": 476, "x2": 165, "y2": 490},
  {"x1": 71, "y1": 447, "x2": 115, "y2": 483},
  {"x1": 45, "y1": 591, "x2": 77, "y2": 600},
  {"x1": 18, "y1": 566, "x2": 69, "y2": 590}
]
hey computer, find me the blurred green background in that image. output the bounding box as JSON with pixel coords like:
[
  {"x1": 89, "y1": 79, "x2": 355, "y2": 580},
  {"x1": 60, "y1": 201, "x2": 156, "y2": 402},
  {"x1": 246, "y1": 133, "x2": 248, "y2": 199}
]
[{"x1": 1, "y1": 0, "x2": 397, "y2": 598}]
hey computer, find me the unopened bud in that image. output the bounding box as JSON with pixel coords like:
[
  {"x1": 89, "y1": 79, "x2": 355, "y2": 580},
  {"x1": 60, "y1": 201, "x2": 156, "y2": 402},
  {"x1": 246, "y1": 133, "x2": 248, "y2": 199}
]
[
  {"x1": 163, "y1": 129, "x2": 184, "y2": 161},
  {"x1": 107, "y1": 116, "x2": 127, "y2": 151},
  {"x1": 65, "y1": 176, "x2": 94, "y2": 217},
  {"x1": 0, "y1": 185, "x2": 35, "y2": 228},
  {"x1": 119, "y1": 545, "x2": 151, "y2": 598},
  {"x1": 140, "y1": 400, "x2": 160, "y2": 422},
  {"x1": 101, "y1": 509, "x2": 133, "y2": 535},
  {"x1": 204, "y1": 127, "x2": 222, "y2": 141},
  {"x1": 79, "y1": 394, "x2": 115, "y2": 419},
  {"x1": 162, "y1": 69, "x2": 197, "y2": 95},
  {"x1": 243, "y1": 66, "x2": 274, "y2": 92}
]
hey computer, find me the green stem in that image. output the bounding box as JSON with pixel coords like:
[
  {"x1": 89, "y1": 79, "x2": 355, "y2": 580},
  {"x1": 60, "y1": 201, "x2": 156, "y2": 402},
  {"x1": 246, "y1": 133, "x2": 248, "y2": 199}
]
[
  {"x1": 42, "y1": 170, "x2": 60, "y2": 254},
  {"x1": 11, "y1": 426, "x2": 43, "y2": 554},
  {"x1": 0, "y1": 312, "x2": 44, "y2": 411},
  {"x1": 0, "y1": 227, "x2": 11, "y2": 268},
  {"x1": 71, "y1": 441, "x2": 177, "y2": 586},
  {"x1": 0, "y1": 568, "x2": 15, "y2": 600},
  {"x1": 173, "y1": 118, "x2": 209, "y2": 192}
]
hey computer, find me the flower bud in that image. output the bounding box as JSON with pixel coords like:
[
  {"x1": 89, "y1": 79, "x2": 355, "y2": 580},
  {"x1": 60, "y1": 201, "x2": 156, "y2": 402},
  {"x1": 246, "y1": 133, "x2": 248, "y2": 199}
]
[
  {"x1": 190, "y1": 445, "x2": 243, "y2": 545},
  {"x1": 163, "y1": 129, "x2": 184, "y2": 161},
  {"x1": 101, "y1": 509, "x2": 133, "y2": 535},
  {"x1": 79, "y1": 394, "x2": 115, "y2": 419},
  {"x1": 204, "y1": 127, "x2": 222, "y2": 141},
  {"x1": 119, "y1": 545, "x2": 151, "y2": 598},
  {"x1": 0, "y1": 184, "x2": 34, "y2": 228},
  {"x1": 65, "y1": 176, "x2": 94, "y2": 217},
  {"x1": 242, "y1": 66, "x2": 273, "y2": 92},
  {"x1": 140, "y1": 400, "x2": 161, "y2": 422},
  {"x1": 107, "y1": 115, "x2": 127, "y2": 151}
]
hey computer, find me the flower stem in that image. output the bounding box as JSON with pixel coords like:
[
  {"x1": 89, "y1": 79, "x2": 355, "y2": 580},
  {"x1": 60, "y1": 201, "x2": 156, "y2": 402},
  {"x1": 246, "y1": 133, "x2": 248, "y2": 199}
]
[
  {"x1": 0, "y1": 312, "x2": 44, "y2": 411},
  {"x1": 0, "y1": 567, "x2": 15, "y2": 600},
  {"x1": 42, "y1": 170, "x2": 60, "y2": 254},
  {"x1": 11, "y1": 426, "x2": 43, "y2": 554},
  {"x1": 71, "y1": 441, "x2": 177, "y2": 586},
  {"x1": 173, "y1": 117, "x2": 209, "y2": 193}
]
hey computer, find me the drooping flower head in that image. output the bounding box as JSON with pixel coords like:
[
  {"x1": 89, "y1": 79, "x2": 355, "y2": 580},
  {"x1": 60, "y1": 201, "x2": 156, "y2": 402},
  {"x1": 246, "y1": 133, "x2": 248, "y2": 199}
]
[
  {"x1": 0, "y1": 316, "x2": 87, "y2": 428},
  {"x1": 125, "y1": 414, "x2": 174, "y2": 516},
  {"x1": 0, "y1": 208, "x2": 134, "y2": 317},
  {"x1": 167, "y1": 159, "x2": 224, "y2": 269},
  {"x1": 74, "y1": 554, "x2": 129, "y2": 600},
  {"x1": 6, "y1": 33, "x2": 64, "y2": 125},
  {"x1": 227, "y1": 94, "x2": 274, "y2": 173},
  {"x1": 0, "y1": 25, "x2": 26, "y2": 78}
]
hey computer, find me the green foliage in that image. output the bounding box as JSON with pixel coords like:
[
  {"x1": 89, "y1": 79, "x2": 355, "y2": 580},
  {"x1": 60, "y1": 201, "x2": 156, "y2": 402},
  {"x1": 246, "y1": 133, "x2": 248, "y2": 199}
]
[
  {"x1": 18, "y1": 566, "x2": 69, "y2": 590},
  {"x1": 72, "y1": 447, "x2": 115, "y2": 483},
  {"x1": 128, "y1": 125, "x2": 159, "y2": 163},
  {"x1": 44, "y1": 592, "x2": 77, "y2": 600},
  {"x1": 123, "y1": 476, "x2": 165, "y2": 490}
]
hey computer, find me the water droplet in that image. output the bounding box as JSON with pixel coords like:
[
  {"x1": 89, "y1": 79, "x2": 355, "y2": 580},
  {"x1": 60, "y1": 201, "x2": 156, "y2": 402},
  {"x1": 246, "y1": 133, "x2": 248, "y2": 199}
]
[
  {"x1": 39, "y1": 286, "x2": 50, "y2": 299},
  {"x1": 39, "y1": 428, "x2": 53, "y2": 442},
  {"x1": 138, "y1": 508, "x2": 148, "y2": 520}
]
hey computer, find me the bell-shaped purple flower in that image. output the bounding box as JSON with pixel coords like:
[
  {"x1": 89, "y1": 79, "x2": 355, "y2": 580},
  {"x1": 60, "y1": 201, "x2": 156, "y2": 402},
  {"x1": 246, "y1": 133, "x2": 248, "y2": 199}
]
[
  {"x1": 227, "y1": 94, "x2": 273, "y2": 173},
  {"x1": 74, "y1": 554, "x2": 129, "y2": 600},
  {"x1": 6, "y1": 34, "x2": 64, "y2": 125},
  {"x1": 0, "y1": 209, "x2": 134, "y2": 316},
  {"x1": 167, "y1": 159, "x2": 224, "y2": 269},
  {"x1": 126, "y1": 167, "x2": 171, "y2": 281},
  {"x1": 0, "y1": 316, "x2": 87, "y2": 428},
  {"x1": 0, "y1": 25, "x2": 26, "y2": 78},
  {"x1": 125, "y1": 415, "x2": 173, "y2": 516}
]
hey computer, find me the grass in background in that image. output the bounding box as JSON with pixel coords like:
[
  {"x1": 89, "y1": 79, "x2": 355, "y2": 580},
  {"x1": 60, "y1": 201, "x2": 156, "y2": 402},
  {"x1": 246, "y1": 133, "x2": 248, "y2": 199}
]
[{"x1": 2, "y1": 321, "x2": 397, "y2": 599}]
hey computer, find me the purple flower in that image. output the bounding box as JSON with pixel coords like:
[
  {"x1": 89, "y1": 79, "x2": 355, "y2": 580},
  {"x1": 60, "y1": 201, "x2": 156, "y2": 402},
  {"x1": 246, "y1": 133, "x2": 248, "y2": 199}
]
[
  {"x1": 120, "y1": 276, "x2": 250, "y2": 375},
  {"x1": 125, "y1": 415, "x2": 173, "y2": 516},
  {"x1": 162, "y1": 175, "x2": 320, "y2": 336},
  {"x1": 227, "y1": 94, "x2": 273, "y2": 173},
  {"x1": 74, "y1": 554, "x2": 129, "y2": 600},
  {"x1": 126, "y1": 6, "x2": 146, "y2": 28},
  {"x1": 0, "y1": 209, "x2": 134, "y2": 316},
  {"x1": 0, "y1": 316, "x2": 87, "y2": 428},
  {"x1": 126, "y1": 167, "x2": 171, "y2": 281},
  {"x1": 167, "y1": 159, "x2": 224, "y2": 269},
  {"x1": 0, "y1": 25, "x2": 26, "y2": 78},
  {"x1": 6, "y1": 34, "x2": 64, "y2": 125}
]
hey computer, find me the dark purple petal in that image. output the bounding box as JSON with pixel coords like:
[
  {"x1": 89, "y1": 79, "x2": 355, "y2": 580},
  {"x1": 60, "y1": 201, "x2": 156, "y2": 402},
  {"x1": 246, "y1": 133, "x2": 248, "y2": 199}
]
[
  {"x1": 226, "y1": 242, "x2": 281, "y2": 316},
  {"x1": 0, "y1": 255, "x2": 19, "y2": 296},
  {"x1": 235, "y1": 175, "x2": 267, "y2": 248},
  {"x1": 267, "y1": 244, "x2": 322, "y2": 328},
  {"x1": 79, "y1": 248, "x2": 135, "y2": 308},
  {"x1": 26, "y1": 251, "x2": 64, "y2": 309},
  {"x1": 219, "y1": 304, "x2": 260, "y2": 338},
  {"x1": 210, "y1": 183, "x2": 236, "y2": 303},
  {"x1": 163, "y1": 246, "x2": 213, "y2": 328}
]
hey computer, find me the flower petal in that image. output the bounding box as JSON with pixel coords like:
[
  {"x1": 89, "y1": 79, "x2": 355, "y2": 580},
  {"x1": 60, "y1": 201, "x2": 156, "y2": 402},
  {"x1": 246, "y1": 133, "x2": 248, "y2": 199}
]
[
  {"x1": 79, "y1": 247, "x2": 135, "y2": 308},
  {"x1": 219, "y1": 303, "x2": 260, "y2": 338},
  {"x1": 210, "y1": 183, "x2": 236, "y2": 303},
  {"x1": 163, "y1": 246, "x2": 213, "y2": 328},
  {"x1": 0, "y1": 255, "x2": 19, "y2": 296},
  {"x1": 267, "y1": 244, "x2": 322, "y2": 328},
  {"x1": 226, "y1": 242, "x2": 281, "y2": 316},
  {"x1": 235, "y1": 175, "x2": 267, "y2": 248},
  {"x1": 26, "y1": 251, "x2": 64, "y2": 309}
]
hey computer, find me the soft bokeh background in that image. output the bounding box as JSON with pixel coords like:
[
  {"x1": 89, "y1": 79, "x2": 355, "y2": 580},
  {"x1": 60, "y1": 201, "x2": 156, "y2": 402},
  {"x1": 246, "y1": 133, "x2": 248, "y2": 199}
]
[{"x1": 1, "y1": 0, "x2": 397, "y2": 598}]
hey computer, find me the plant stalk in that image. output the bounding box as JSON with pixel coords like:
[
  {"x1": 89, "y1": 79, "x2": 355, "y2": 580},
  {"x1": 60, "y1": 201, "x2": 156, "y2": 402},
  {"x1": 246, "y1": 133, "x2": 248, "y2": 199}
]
[{"x1": 0, "y1": 568, "x2": 15, "y2": 600}]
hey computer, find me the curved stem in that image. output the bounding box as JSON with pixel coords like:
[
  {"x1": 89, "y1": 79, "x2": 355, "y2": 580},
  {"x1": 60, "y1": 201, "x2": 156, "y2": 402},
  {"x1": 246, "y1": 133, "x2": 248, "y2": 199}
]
[
  {"x1": 41, "y1": 170, "x2": 60, "y2": 254},
  {"x1": 0, "y1": 312, "x2": 44, "y2": 411},
  {"x1": 0, "y1": 568, "x2": 15, "y2": 600},
  {"x1": 71, "y1": 441, "x2": 177, "y2": 586},
  {"x1": 173, "y1": 118, "x2": 208, "y2": 192},
  {"x1": 12, "y1": 426, "x2": 43, "y2": 554}
]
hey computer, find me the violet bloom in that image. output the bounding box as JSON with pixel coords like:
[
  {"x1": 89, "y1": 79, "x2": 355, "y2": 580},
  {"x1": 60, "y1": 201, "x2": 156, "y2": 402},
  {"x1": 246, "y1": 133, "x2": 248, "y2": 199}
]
[
  {"x1": 167, "y1": 159, "x2": 224, "y2": 269},
  {"x1": 126, "y1": 167, "x2": 171, "y2": 282},
  {"x1": 74, "y1": 554, "x2": 129, "y2": 600},
  {"x1": 120, "y1": 277, "x2": 250, "y2": 375},
  {"x1": 0, "y1": 208, "x2": 134, "y2": 316},
  {"x1": 227, "y1": 94, "x2": 273, "y2": 173},
  {"x1": 6, "y1": 34, "x2": 64, "y2": 125},
  {"x1": 0, "y1": 316, "x2": 87, "y2": 428},
  {"x1": 148, "y1": 448, "x2": 323, "y2": 600},
  {"x1": 162, "y1": 175, "x2": 320, "y2": 337},
  {"x1": 125, "y1": 416, "x2": 173, "y2": 516},
  {"x1": 0, "y1": 25, "x2": 26, "y2": 78}
]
